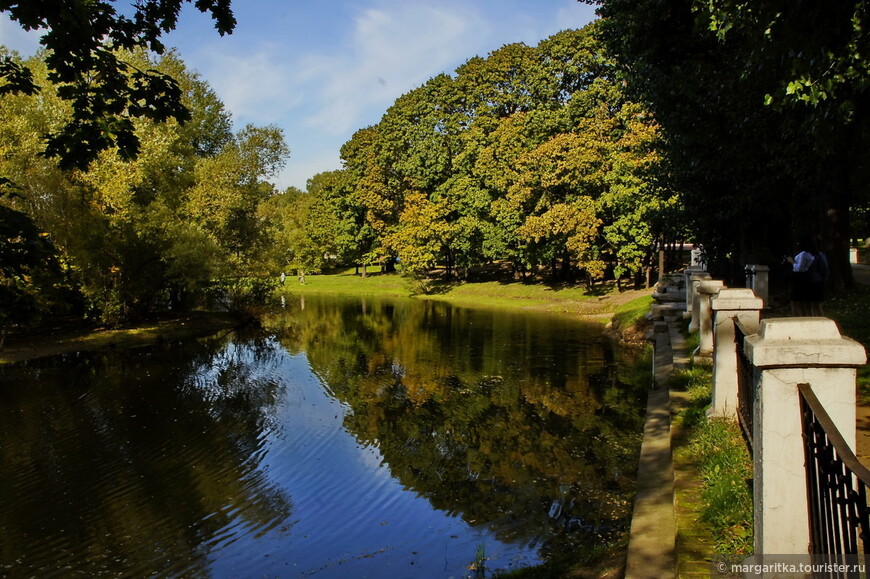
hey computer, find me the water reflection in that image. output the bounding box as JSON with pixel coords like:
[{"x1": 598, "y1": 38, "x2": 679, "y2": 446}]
[
  {"x1": 265, "y1": 295, "x2": 646, "y2": 568},
  {"x1": 0, "y1": 336, "x2": 292, "y2": 577},
  {"x1": 0, "y1": 295, "x2": 647, "y2": 577}
]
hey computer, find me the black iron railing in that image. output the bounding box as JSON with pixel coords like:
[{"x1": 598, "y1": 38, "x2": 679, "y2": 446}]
[
  {"x1": 734, "y1": 318, "x2": 754, "y2": 448},
  {"x1": 799, "y1": 383, "x2": 870, "y2": 557}
]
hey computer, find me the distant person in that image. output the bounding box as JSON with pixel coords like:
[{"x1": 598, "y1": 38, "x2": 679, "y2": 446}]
[
  {"x1": 806, "y1": 247, "x2": 829, "y2": 316},
  {"x1": 786, "y1": 235, "x2": 816, "y2": 316},
  {"x1": 280, "y1": 272, "x2": 286, "y2": 285}
]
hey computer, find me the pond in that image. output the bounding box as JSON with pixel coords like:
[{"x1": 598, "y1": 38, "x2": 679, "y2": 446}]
[{"x1": 0, "y1": 294, "x2": 647, "y2": 577}]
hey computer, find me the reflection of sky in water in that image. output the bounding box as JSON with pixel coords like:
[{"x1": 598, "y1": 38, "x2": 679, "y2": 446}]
[{"x1": 209, "y1": 352, "x2": 542, "y2": 578}]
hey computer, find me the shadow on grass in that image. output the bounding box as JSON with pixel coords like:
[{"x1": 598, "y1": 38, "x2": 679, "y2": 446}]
[{"x1": 413, "y1": 279, "x2": 456, "y2": 295}]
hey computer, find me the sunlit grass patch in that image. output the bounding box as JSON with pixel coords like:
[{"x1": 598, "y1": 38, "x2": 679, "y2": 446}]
[
  {"x1": 277, "y1": 270, "x2": 649, "y2": 319},
  {"x1": 612, "y1": 295, "x2": 653, "y2": 326},
  {"x1": 671, "y1": 365, "x2": 753, "y2": 555}
]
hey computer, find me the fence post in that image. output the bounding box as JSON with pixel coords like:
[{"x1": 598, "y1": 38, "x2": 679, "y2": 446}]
[
  {"x1": 709, "y1": 288, "x2": 764, "y2": 418},
  {"x1": 744, "y1": 264, "x2": 770, "y2": 307},
  {"x1": 687, "y1": 270, "x2": 711, "y2": 330},
  {"x1": 745, "y1": 318, "x2": 867, "y2": 555},
  {"x1": 697, "y1": 280, "x2": 725, "y2": 355}
]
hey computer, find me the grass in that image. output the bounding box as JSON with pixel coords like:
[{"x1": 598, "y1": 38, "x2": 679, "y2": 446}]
[
  {"x1": 611, "y1": 295, "x2": 654, "y2": 333},
  {"x1": 822, "y1": 284, "x2": 870, "y2": 402},
  {"x1": 671, "y1": 365, "x2": 754, "y2": 556},
  {"x1": 278, "y1": 267, "x2": 410, "y2": 298},
  {"x1": 280, "y1": 268, "x2": 650, "y2": 320}
]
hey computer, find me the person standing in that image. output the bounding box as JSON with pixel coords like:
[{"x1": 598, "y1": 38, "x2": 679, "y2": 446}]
[
  {"x1": 786, "y1": 235, "x2": 816, "y2": 316},
  {"x1": 806, "y1": 246, "x2": 829, "y2": 316}
]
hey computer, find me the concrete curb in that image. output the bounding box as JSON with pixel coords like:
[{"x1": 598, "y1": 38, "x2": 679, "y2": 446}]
[
  {"x1": 625, "y1": 384, "x2": 676, "y2": 578},
  {"x1": 625, "y1": 288, "x2": 688, "y2": 578}
]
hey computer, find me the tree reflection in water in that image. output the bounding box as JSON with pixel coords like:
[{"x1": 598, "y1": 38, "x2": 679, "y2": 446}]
[
  {"x1": 266, "y1": 294, "x2": 647, "y2": 568},
  {"x1": 0, "y1": 295, "x2": 647, "y2": 576},
  {"x1": 0, "y1": 331, "x2": 292, "y2": 577}
]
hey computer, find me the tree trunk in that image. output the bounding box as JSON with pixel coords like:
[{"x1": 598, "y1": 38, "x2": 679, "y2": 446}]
[{"x1": 560, "y1": 251, "x2": 572, "y2": 282}]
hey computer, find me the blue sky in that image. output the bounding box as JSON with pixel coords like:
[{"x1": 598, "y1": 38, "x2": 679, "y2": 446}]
[{"x1": 0, "y1": 0, "x2": 598, "y2": 190}]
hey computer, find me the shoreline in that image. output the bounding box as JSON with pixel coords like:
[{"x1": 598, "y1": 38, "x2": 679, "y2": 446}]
[
  {"x1": 0, "y1": 278, "x2": 653, "y2": 365},
  {"x1": 0, "y1": 311, "x2": 246, "y2": 365}
]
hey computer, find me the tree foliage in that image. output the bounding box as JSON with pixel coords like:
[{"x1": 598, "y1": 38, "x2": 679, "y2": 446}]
[
  {"x1": 0, "y1": 0, "x2": 235, "y2": 169},
  {"x1": 288, "y1": 23, "x2": 671, "y2": 287},
  {"x1": 0, "y1": 49, "x2": 288, "y2": 325},
  {"x1": 584, "y1": 0, "x2": 870, "y2": 287}
]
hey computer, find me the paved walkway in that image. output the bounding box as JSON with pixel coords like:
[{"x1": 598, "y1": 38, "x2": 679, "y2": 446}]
[
  {"x1": 625, "y1": 306, "x2": 686, "y2": 578},
  {"x1": 627, "y1": 299, "x2": 718, "y2": 578}
]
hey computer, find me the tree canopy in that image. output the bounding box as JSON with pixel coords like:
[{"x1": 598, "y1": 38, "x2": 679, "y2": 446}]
[
  {"x1": 0, "y1": 49, "x2": 287, "y2": 327},
  {"x1": 0, "y1": 0, "x2": 235, "y2": 169},
  {"x1": 274, "y1": 23, "x2": 675, "y2": 288},
  {"x1": 583, "y1": 0, "x2": 870, "y2": 287}
]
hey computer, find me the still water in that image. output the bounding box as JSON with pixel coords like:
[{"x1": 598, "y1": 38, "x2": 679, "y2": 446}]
[{"x1": 0, "y1": 295, "x2": 647, "y2": 577}]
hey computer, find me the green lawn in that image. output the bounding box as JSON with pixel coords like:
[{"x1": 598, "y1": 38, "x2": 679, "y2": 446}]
[
  {"x1": 277, "y1": 269, "x2": 651, "y2": 319},
  {"x1": 824, "y1": 284, "x2": 870, "y2": 400}
]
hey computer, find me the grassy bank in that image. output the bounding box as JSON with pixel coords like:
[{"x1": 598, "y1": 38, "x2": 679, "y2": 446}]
[
  {"x1": 281, "y1": 269, "x2": 652, "y2": 322},
  {"x1": 671, "y1": 365, "x2": 753, "y2": 557}
]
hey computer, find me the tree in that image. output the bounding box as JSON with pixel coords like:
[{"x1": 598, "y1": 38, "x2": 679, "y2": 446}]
[
  {"x1": 183, "y1": 124, "x2": 288, "y2": 272},
  {"x1": 315, "y1": 23, "x2": 668, "y2": 288},
  {"x1": 584, "y1": 0, "x2": 870, "y2": 288},
  {"x1": 0, "y1": 49, "x2": 287, "y2": 324},
  {"x1": 0, "y1": 0, "x2": 235, "y2": 169},
  {"x1": 0, "y1": 187, "x2": 61, "y2": 346},
  {"x1": 257, "y1": 187, "x2": 325, "y2": 279}
]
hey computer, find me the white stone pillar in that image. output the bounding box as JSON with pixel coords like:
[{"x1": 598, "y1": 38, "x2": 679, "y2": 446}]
[
  {"x1": 687, "y1": 270, "x2": 711, "y2": 329},
  {"x1": 697, "y1": 280, "x2": 725, "y2": 355},
  {"x1": 745, "y1": 318, "x2": 867, "y2": 555},
  {"x1": 709, "y1": 288, "x2": 764, "y2": 418},
  {"x1": 744, "y1": 264, "x2": 770, "y2": 307}
]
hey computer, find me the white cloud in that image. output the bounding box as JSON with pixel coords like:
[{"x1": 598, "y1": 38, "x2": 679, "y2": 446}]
[
  {"x1": 297, "y1": 1, "x2": 488, "y2": 134},
  {"x1": 197, "y1": 45, "x2": 304, "y2": 126}
]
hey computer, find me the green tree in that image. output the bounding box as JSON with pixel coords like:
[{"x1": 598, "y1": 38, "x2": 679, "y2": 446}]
[
  {"x1": 585, "y1": 0, "x2": 870, "y2": 287},
  {"x1": 326, "y1": 23, "x2": 669, "y2": 288},
  {"x1": 305, "y1": 170, "x2": 376, "y2": 272},
  {"x1": 183, "y1": 124, "x2": 288, "y2": 273},
  {"x1": 0, "y1": 0, "x2": 236, "y2": 169},
  {"x1": 0, "y1": 49, "x2": 287, "y2": 324}
]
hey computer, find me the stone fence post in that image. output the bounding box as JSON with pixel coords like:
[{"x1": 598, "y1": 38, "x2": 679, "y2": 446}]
[
  {"x1": 745, "y1": 318, "x2": 867, "y2": 555},
  {"x1": 687, "y1": 270, "x2": 711, "y2": 330},
  {"x1": 709, "y1": 288, "x2": 764, "y2": 418},
  {"x1": 697, "y1": 280, "x2": 725, "y2": 355},
  {"x1": 744, "y1": 264, "x2": 770, "y2": 307}
]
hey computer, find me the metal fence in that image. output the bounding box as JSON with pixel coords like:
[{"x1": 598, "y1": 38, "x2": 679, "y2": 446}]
[
  {"x1": 734, "y1": 318, "x2": 754, "y2": 448},
  {"x1": 799, "y1": 383, "x2": 870, "y2": 557}
]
